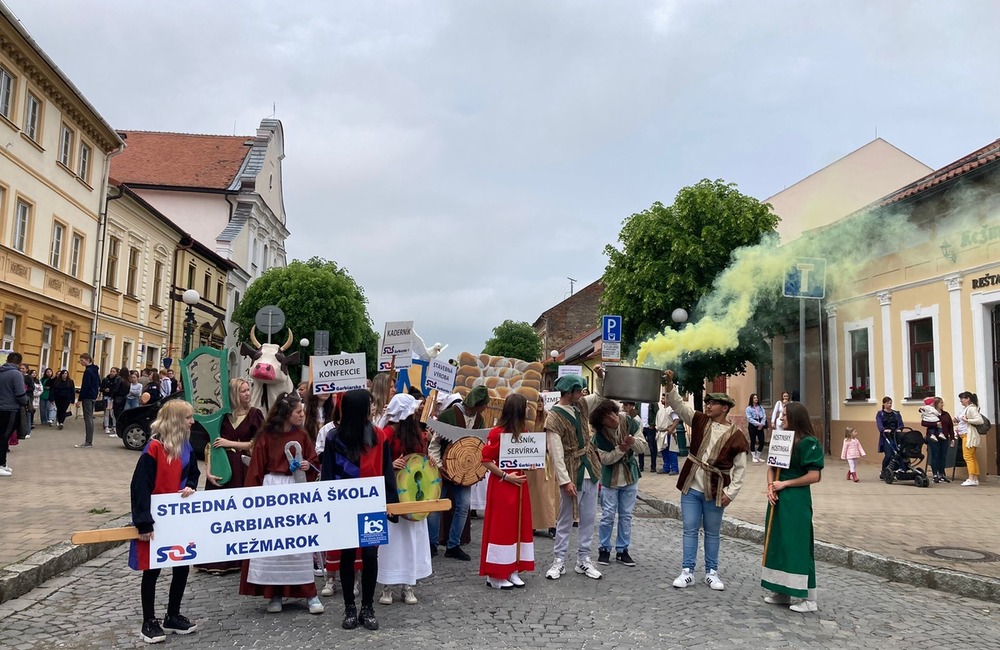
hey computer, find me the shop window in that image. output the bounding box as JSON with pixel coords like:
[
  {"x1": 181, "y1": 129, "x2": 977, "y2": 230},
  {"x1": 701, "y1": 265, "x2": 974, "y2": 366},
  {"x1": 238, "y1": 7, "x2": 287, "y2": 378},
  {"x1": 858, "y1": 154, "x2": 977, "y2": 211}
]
[{"x1": 908, "y1": 318, "x2": 935, "y2": 399}]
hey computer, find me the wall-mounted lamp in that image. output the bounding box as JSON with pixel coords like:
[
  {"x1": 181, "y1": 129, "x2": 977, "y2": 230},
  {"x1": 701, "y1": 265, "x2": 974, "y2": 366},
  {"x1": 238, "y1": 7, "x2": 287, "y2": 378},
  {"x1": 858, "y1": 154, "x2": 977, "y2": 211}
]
[{"x1": 940, "y1": 240, "x2": 957, "y2": 263}]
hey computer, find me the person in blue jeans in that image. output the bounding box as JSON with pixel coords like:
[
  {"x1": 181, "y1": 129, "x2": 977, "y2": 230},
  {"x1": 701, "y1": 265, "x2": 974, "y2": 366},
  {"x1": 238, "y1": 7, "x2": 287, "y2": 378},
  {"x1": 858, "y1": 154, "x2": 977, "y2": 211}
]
[
  {"x1": 427, "y1": 386, "x2": 489, "y2": 561},
  {"x1": 592, "y1": 399, "x2": 647, "y2": 567},
  {"x1": 662, "y1": 371, "x2": 748, "y2": 591}
]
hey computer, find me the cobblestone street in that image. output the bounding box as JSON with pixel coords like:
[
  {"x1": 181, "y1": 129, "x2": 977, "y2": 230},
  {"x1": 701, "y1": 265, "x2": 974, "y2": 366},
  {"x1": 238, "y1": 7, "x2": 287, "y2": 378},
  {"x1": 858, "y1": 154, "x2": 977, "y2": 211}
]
[{"x1": 2, "y1": 503, "x2": 997, "y2": 650}]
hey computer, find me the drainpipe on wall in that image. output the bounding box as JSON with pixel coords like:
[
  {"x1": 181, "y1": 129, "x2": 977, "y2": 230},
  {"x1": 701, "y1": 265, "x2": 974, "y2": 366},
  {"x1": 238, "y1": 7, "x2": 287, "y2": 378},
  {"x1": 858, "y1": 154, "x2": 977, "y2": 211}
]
[{"x1": 88, "y1": 143, "x2": 126, "y2": 356}]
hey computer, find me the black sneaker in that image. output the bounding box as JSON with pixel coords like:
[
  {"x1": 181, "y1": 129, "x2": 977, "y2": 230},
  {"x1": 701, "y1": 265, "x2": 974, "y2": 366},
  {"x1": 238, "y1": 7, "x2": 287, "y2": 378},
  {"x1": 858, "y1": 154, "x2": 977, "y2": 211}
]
[
  {"x1": 342, "y1": 603, "x2": 358, "y2": 630},
  {"x1": 430, "y1": 543, "x2": 438, "y2": 557},
  {"x1": 140, "y1": 618, "x2": 166, "y2": 644},
  {"x1": 359, "y1": 604, "x2": 379, "y2": 631},
  {"x1": 597, "y1": 549, "x2": 611, "y2": 565},
  {"x1": 616, "y1": 550, "x2": 636, "y2": 567},
  {"x1": 162, "y1": 613, "x2": 197, "y2": 635},
  {"x1": 444, "y1": 546, "x2": 471, "y2": 561}
]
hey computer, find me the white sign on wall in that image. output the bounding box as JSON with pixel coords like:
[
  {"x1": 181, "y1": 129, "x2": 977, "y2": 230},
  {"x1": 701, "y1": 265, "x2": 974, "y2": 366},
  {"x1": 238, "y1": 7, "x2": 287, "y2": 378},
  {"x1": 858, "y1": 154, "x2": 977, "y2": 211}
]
[
  {"x1": 766, "y1": 430, "x2": 795, "y2": 469},
  {"x1": 148, "y1": 478, "x2": 388, "y2": 568},
  {"x1": 499, "y1": 432, "x2": 547, "y2": 470},
  {"x1": 557, "y1": 365, "x2": 583, "y2": 378},
  {"x1": 311, "y1": 353, "x2": 367, "y2": 394}
]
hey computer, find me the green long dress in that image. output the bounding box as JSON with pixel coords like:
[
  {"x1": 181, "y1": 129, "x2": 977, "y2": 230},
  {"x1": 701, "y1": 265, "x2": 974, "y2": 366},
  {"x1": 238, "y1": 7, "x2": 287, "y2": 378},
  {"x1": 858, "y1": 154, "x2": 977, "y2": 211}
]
[{"x1": 761, "y1": 435, "x2": 824, "y2": 600}]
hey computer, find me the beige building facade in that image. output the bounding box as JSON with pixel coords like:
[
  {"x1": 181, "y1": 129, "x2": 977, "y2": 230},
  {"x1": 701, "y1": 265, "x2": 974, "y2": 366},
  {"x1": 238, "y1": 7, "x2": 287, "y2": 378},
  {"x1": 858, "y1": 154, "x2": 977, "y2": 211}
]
[{"x1": 0, "y1": 4, "x2": 123, "y2": 379}]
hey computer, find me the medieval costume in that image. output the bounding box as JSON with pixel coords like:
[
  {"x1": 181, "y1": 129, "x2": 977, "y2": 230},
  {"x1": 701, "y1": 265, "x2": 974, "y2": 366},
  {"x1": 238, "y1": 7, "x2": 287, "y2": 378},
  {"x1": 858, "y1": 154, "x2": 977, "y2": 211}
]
[
  {"x1": 593, "y1": 406, "x2": 647, "y2": 565},
  {"x1": 479, "y1": 425, "x2": 534, "y2": 584},
  {"x1": 238, "y1": 426, "x2": 319, "y2": 601},
  {"x1": 526, "y1": 408, "x2": 558, "y2": 532}
]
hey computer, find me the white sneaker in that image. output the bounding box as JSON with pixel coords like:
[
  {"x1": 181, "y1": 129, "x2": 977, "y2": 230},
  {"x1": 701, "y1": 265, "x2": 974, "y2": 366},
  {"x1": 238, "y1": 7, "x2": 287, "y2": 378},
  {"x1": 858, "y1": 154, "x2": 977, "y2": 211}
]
[
  {"x1": 704, "y1": 570, "x2": 725, "y2": 590},
  {"x1": 545, "y1": 558, "x2": 566, "y2": 580},
  {"x1": 486, "y1": 576, "x2": 514, "y2": 590},
  {"x1": 789, "y1": 599, "x2": 818, "y2": 613},
  {"x1": 266, "y1": 597, "x2": 282, "y2": 613},
  {"x1": 307, "y1": 596, "x2": 324, "y2": 614},
  {"x1": 961, "y1": 479, "x2": 978, "y2": 486},
  {"x1": 672, "y1": 568, "x2": 694, "y2": 588},
  {"x1": 575, "y1": 558, "x2": 602, "y2": 580},
  {"x1": 508, "y1": 572, "x2": 525, "y2": 588},
  {"x1": 402, "y1": 584, "x2": 418, "y2": 604},
  {"x1": 320, "y1": 577, "x2": 336, "y2": 597},
  {"x1": 764, "y1": 592, "x2": 791, "y2": 604},
  {"x1": 379, "y1": 587, "x2": 393, "y2": 605},
  {"x1": 0, "y1": 465, "x2": 11, "y2": 476}
]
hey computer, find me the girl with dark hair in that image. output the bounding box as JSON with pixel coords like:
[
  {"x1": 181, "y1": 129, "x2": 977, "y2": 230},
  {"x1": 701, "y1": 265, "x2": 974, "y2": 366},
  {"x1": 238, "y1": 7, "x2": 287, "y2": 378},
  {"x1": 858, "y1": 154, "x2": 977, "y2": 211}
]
[
  {"x1": 322, "y1": 389, "x2": 398, "y2": 631},
  {"x1": 479, "y1": 393, "x2": 534, "y2": 589},
  {"x1": 762, "y1": 401, "x2": 824, "y2": 613},
  {"x1": 746, "y1": 393, "x2": 767, "y2": 463},
  {"x1": 239, "y1": 393, "x2": 323, "y2": 614},
  {"x1": 304, "y1": 389, "x2": 335, "y2": 443},
  {"x1": 377, "y1": 394, "x2": 433, "y2": 605},
  {"x1": 51, "y1": 370, "x2": 75, "y2": 429},
  {"x1": 957, "y1": 391, "x2": 985, "y2": 486},
  {"x1": 39, "y1": 368, "x2": 54, "y2": 426}
]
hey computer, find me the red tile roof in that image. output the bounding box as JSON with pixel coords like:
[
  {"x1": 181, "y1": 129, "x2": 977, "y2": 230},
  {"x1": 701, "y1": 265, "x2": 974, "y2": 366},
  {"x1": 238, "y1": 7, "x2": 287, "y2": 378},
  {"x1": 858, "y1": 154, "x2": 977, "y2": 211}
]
[
  {"x1": 110, "y1": 131, "x2": 252, "y2": 190},
  {"x1": 878, "y1": 138, "x2": 1000, "y2": 207}
]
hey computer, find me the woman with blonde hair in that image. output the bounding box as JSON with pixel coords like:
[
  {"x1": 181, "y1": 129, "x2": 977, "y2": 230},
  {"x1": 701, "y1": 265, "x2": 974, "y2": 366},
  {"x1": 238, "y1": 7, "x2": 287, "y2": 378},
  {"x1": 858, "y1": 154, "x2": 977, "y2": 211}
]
[
  {"x1": 128, "y1": 400, "x2": 200, "y2": 643},
  {"x1": 370, "y1": 373, "x2": 395, "y2": 428}
]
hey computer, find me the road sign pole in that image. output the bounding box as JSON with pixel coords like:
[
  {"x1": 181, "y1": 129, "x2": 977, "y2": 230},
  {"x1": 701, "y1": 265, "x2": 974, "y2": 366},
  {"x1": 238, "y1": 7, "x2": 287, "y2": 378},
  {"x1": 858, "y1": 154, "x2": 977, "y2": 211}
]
[{"x1": 799, "y1": 298, "x2": 806, "y2": 403}]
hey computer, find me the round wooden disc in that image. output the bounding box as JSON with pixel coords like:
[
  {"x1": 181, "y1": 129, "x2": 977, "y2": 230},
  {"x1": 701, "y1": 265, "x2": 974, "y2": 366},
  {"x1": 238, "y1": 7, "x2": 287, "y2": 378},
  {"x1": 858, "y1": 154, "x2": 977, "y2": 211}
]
[
  {"x1": 441, "y1": 437, "x2": 487, "y2": 486},
  {"x1": 395, "y1": 454, "x2": 442, "y2": 522}
]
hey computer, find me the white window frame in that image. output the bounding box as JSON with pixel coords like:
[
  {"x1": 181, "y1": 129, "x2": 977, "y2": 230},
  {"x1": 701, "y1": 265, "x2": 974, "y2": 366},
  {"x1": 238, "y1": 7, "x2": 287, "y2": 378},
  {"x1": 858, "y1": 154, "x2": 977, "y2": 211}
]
[
  {"x1": 151, "y1": 260, "x2": 163, "y2": 306},
  {"x1": 69, "y1": 233, "x2": 82, "y2": 277},
  {"x1": 2, "y1": 314, "x2": 16, "y2": 349},
  {"x1": 40, "y1": 324, "x2": 53, "y2": 370},
  {"x1": 843, "y1": 317, "x2": 875, "y2": 402},
  {"x1": 106, "y1": 236, "x2": 120, "y2": 288},
  {"x1": 126, "y1": 246, "x2": 140, "y2": 297},
  {"x1": 900, "y1": 304, "x2": 940, "y2": 402},
  {"x1": 50, "y1": 222, "x2": 65, "y2": 269},
  {"x1": 13, "y1": 199, "x2": 30, "y2": 252},
  {"x1": 144, "y1": 345, "x2": 160, "y2": 369},
  {"x1": 60, "y1": 330, "x2": 73, "y2": 371},
  {"x1": 0, "y1": 66, "x2": 13, "y2": 119},
  {"x1": 121, "y1": 340, "x2": 133, "y2": 370},
  {"x1": 24, "y1": 92, "x2": 40, "y2": 141},
  {"x1": 79, "y1": 142, "x2": 91, "y2": 182},
  {"x1": 59, "y1": 124, "x2": 74, "y2": 166}
]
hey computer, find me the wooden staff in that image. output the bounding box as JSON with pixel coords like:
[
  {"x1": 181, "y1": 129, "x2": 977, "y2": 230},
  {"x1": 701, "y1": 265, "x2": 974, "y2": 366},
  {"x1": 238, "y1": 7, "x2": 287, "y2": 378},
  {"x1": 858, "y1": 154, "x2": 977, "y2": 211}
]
[
  {"x1": 71, "y1": 498, "x2": 452, "y2": 545},
  {"x1": 420, "y1": 389, "x2": 438, "y2": 424},
  {"x1": 515, "y1": 481, "x2": 523, "y2": 564}
]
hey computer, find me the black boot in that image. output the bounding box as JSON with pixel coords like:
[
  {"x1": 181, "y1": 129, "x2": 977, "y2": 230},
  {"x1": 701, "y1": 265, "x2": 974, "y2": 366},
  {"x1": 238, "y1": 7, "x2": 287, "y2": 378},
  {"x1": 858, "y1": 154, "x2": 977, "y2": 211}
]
[
  {"x1": 342, "y1": 603, "x2": 358, "y2": 630},
  {"x1": 359, "y1": 604, "x2": 379, "y2": 630}
]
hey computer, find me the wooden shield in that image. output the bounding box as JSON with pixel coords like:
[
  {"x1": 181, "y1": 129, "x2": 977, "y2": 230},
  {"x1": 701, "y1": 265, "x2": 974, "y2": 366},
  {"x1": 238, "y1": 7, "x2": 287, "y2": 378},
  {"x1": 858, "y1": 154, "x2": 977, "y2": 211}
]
[{"x1": 441, "y1": 437, "x2": 487, "y2": 486}]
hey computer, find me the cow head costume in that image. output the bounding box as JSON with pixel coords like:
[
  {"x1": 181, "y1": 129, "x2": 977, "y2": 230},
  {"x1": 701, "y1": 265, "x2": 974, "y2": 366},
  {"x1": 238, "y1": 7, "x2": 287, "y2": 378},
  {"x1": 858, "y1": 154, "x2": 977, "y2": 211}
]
[{"x1": 240, "y1": 328, "x2": 299, "y2": 411}]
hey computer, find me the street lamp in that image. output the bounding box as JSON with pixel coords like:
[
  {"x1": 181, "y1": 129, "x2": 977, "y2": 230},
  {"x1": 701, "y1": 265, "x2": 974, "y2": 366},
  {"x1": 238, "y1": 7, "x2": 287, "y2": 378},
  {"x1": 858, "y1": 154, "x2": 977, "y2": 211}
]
[
  {"x1": 671, "y1": 308, "x2": 688, "y2": 325},
  {"x1": 181, "y1": 289, "x2": 200, "y2": 357}
]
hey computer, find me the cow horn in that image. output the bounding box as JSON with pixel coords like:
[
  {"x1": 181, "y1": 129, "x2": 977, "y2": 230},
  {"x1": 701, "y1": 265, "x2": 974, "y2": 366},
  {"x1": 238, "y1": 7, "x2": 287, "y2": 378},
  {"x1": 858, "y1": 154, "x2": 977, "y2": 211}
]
[
  {"x1": 281, "y1": 328, "x2": 294, "y2": 351},
  {"x1": 249, "y1": 327, "x2": 260, "y2": 348}
]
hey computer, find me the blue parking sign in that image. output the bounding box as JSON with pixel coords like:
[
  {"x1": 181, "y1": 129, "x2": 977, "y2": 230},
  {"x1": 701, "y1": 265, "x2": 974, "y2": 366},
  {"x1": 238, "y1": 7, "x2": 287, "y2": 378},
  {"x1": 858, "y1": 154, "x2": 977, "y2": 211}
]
[
  {"x1": 783, "y1": 258, "x2": 827, "y2": 299},
  {"x1": 602, "y1": 315, "x2": 622, "y2": 342}
]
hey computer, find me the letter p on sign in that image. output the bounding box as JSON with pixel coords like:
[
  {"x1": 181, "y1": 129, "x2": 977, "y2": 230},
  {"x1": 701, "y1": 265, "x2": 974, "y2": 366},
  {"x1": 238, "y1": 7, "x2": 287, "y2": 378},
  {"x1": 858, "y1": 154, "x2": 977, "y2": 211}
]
[{"x1": 602, "y1": 315, "x2": 622, "y2": 343}]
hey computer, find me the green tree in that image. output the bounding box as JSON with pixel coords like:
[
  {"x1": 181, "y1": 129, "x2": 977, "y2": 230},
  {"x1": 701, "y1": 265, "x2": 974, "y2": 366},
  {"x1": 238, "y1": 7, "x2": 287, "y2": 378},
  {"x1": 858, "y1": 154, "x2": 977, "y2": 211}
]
[
  {"x1": 231, "y1": 257, "x2": 379, "y2": 381},
  {"x1": 601, "y1": 179, "x2": 781, "y2": 398},
  {"x1": 482, "y1": 320, "x2": 543, "y2": 361}
]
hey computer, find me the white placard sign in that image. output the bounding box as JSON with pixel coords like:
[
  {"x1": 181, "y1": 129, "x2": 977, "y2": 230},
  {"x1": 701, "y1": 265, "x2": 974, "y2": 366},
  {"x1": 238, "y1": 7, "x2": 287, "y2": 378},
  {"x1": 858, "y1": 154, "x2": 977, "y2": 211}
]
[
  {"x1": 541, "y1": 391, "x2": 560, "y2": 411},
  {"x1": 499, "y1": 432, "x2": 546, "y2": 470},
  {"x1": 377, "y1": 320, "x2": 414, "y2": 371},
  {"x1": 557, "y1": 365, "x2": 583, "y2": 378},
  {"x1": 766, "y1": 430, "x2": 795, "y2": 469},
  {"x1": 311, "y1": 353, "x2": 367, "y2": 394},
  {"x1": 425, "y1": 358, "x2": 457, "y2": 392},
  {"x1": 147, "y1": 478, "x2": 388, "y2": 568}
]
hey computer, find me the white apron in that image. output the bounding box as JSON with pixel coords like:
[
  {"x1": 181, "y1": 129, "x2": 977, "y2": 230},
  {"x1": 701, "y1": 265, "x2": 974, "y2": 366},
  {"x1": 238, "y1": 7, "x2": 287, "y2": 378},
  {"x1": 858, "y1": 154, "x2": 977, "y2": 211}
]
[{"x1": 246, "y1": 473, "x2": 315, "y2": 585}]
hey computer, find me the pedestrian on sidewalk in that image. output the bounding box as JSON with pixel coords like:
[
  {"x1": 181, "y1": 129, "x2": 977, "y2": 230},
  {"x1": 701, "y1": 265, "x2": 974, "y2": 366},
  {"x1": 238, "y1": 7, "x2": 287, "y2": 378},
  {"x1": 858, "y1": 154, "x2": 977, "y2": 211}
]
[
  {"x1": 239, "y1": 392, "x2": 323, "y2": 615},
  {"x1": 593, "y1": 398, "x2": 646, "y2": 569},
  {"x1": 76, "y1": 353, "x2": 100, "y2": 447},
  {"x1": 928, "y1": 397, "x2": 955, "y2": 483},
  {"x1": 840, "y1": 427, "x2": 865, "y2": 482},
  {"x1": 641, "y1": 399, "x2": 658, "y2": 472},
  {"x1": 771, "y1": 391, "x2": 789, "y2": 431},
  {"x1": 479, "y1": 393, "x2": 535, "y2": 590},
  {"x1": 19, "y1": 363, "x2": 35, "y2": 436},
  {"x1": 39, "y1": 367, "x2": 54, "y2": 425},
  {"x1": 100, "y1": 367, "x2": 119, "y2": 434},
  {"x1": 51, "y1": 370, "x2": 75, "y2": 429},
  {"x1": 663, "y1": 370, "x2": 748, "y2": 592},
  {"x1": 746, "y1": 393, "x2": 768, "y2": 463},
  {"x1": 876, "y1": 397, "x2": 903, "y2": 473},
  {"x1": 762, "y1": 401, "x2": 824, "y2": 613},
  {"x1": 128, "y1": 399, "x2": 200, "y2": 643},
  {"x1": 655, "y1": 393, "x2": 680, "y2": 475},
  {"x1": 0, "y1": 352, "x2": 30, "y2": 476},
  {"x1": 956, "y1": 392, "x2": 985, "y2": 487}
]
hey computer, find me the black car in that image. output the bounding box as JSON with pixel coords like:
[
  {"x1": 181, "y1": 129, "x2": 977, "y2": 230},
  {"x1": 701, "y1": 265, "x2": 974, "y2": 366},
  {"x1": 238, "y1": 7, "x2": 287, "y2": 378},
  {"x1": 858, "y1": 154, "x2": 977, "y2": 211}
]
[{"x1": 115, "y1": 392, "x2": 210, "y2": 459}]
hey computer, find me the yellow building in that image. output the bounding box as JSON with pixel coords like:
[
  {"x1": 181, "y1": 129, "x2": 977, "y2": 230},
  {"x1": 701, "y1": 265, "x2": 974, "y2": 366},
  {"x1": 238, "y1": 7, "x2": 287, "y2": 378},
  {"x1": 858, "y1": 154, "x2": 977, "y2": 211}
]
[{"x1": 0, "y1": 5, "x2": 123, "y2": 377}]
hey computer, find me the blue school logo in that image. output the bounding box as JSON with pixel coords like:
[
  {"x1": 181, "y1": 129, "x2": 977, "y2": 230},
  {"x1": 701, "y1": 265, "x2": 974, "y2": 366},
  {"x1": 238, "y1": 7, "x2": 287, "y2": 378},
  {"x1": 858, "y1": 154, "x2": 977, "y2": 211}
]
[
  {"x1": 357, "y1": 512, "x2": 389, "y2": 547},
  {"x1": 155, "y1": 542, "x2": 198, "y2": 563}
]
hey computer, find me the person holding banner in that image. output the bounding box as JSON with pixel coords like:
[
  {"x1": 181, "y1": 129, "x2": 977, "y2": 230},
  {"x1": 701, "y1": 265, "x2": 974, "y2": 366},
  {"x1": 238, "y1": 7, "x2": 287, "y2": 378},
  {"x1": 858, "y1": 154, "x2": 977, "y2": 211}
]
[
  {"x1": 128, "y1": 399, "x2": 201, "y2": 644},
  {"x1": 378, "y1": 394, "x2": 433, "y2": 604},
  {"x1": 238, "y1": 393, "x2": 323, "y2": 615},
  {"x1": 762, "y1": 401, "x2": 824, "y2": 613},
  {"x1": 479, "y1": 393, "x2": 535, "y2": 589},
  {"x1": 196, "y1": 378, "x2": 264, "y2": 575},
  {"x1": 321, "y1": 388, "x2": 399, "y2": 631}
]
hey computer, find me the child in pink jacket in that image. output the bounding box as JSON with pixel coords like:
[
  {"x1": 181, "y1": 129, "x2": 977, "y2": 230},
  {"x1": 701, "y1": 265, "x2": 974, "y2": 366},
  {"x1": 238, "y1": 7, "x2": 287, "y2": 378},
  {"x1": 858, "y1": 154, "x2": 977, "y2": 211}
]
[{"x1": 841, "y1": 427, "x2": 866, "y2": 482}]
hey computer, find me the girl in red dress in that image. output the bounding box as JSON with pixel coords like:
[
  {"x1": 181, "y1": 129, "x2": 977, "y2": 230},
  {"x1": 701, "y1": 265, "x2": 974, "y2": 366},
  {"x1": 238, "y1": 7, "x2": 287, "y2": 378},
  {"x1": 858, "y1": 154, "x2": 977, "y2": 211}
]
[{"x1": 480, "y1": 393, "x2": 535, "y2": 590}]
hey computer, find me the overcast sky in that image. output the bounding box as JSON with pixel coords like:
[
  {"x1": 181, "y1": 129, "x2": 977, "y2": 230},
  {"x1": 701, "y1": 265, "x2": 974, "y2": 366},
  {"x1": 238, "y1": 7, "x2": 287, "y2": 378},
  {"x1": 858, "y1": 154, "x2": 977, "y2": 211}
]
[{"x1": 9, "y1": 0, "x2": 1000, "y2": 358}]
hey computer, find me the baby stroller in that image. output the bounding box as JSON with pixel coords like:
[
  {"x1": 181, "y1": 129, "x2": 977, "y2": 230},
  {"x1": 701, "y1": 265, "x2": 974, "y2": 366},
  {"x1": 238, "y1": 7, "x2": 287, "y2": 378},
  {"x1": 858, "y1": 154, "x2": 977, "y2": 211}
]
[{"x1": 880, "y1": 427, "x2": 930, "y2": 487}]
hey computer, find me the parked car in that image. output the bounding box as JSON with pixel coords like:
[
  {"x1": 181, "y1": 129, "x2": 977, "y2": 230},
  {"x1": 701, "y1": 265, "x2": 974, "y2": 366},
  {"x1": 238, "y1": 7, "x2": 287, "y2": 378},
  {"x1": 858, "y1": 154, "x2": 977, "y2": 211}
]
[{"x1": 116, "y1": 392, "x2": 209, "y2": 459}]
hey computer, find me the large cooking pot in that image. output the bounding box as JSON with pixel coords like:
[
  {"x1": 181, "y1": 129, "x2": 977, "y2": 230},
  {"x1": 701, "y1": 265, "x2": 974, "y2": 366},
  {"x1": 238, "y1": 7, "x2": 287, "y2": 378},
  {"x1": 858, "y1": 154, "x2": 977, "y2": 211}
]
[{"x1": 602, "y1": 366, "x2": 663, "y2": 403}]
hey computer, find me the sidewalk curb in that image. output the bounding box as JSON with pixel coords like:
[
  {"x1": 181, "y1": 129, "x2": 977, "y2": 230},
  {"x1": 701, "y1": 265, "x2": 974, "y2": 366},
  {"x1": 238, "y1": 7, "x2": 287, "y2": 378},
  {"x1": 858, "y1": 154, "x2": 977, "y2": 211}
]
[
  {"x1": 637, "y1": 491, "x2": 1000, "y2": 604},
  {"x1": 0, "y1": 516, "x2": 131, "y2": 604}
]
